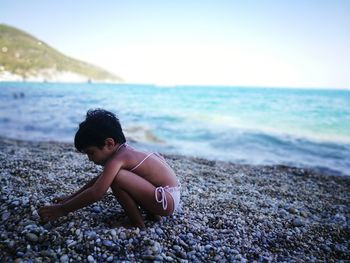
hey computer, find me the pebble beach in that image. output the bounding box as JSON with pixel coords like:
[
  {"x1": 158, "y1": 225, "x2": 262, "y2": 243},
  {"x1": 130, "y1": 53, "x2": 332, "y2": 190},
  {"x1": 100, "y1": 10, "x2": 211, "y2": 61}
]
[{"x1": 0, "y1": 137, "x2": 349, "y2": 262}]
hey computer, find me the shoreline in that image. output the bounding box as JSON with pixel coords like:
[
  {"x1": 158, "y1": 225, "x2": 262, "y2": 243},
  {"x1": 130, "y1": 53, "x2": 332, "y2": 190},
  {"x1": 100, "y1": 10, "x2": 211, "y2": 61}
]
[
  {"x1": 0, "y1": 137, "x2": 349, "y2": 262},
  {"x1": 0, "y1": 135, "x2": 348, "y2": 179}
]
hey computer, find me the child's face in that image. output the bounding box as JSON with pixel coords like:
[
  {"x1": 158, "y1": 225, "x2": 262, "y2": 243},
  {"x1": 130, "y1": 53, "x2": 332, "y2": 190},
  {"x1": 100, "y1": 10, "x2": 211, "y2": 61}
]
[{"x1": 83, "y1": 145, "x2": 111, "y2": 166}]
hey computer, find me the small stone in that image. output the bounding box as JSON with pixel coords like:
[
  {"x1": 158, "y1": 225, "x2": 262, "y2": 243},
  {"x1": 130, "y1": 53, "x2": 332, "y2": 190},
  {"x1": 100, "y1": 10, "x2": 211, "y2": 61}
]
[
  {"x1": 103, "y1": 240, "x2": 113, "y2": 247},
  {"x1": 31, "y1": 210, "x2": 40, "y2": 220},
  {"x1": 335, "y1": 244, "x2": 346, "y2": 253},
  {"x1": 288, "y1": 207, "x2": 298, "y2": 214},
  {"x1": 173, "y1": 245, "x2": 181, "y2": 252},
  {"x1": 205, "y1": 244, "x2": 212, "y2": 251},
  {"x1": 85, "y1": 230, "x2": 97, "y2": 240},
  {"x1": 321, "y1": 244, "x2": 331, "y2": 252},
  {"x1": 60, "y1": 254, "x2": 69, "y2": 263},
  {"x1": 110, "y1": 229, "x2": 117, "y2": 237},
  {"x1": 154, "y1": 255, "x2": 163, "y2": 261},
  {"x1": 5, "y1": 240, "x2": 15, "y2": 249},
  {"x1": 1, "y1": 212, "x2": 10, "y2": 221},
  {"x1": 178, "y1": 251, "x2": 187, "y2": 259},
  {"x1": 292, "y1": 218, "x2": 305, "y2": 227},
  {"x1": 11, "y1": 200, "x2": 21, "y2": 207},
  {"x1": 155, "y1": 227, "x2": 164, "y2": 235},
  {"x1": 87, "y1": 255, "x2": 95, "y2": 262},
  {"x1": 151, "y1": 241, "x2": 162, "y2": 253},
  {"x1": 334, "y1": 213, "x2": 346, "y2": 222},
  {"x1": 92, "y1": 206, "x2": 101, "y2": 213},
  {"x1": 133, "y1": 228, "x2": 140, "y2": 235},
  {"x1": 179, "y1": 239, "x2": 188, "y2": 248},
  {"x1": 106, "y1": 256, "x2": 114, "y2": 262},
  {"x1": 67, "y1": 240, "x2": 77, "y2": 248},
  {"x1": 119, "y1": 232, "x2": 127, "y2": 240},
  {"x1": 26, "y1": 233, "x2": 39, "y2": 243},
  {"x1": 40, "y1": 249, "x2": 56, "y2": 258},
  {"x1": 16, "y1": 251, "x2": 24, "y2": 257},
  {"x1": 300, "y1": 211, "x2": 308, "y2": 217},
  {"x1": 214, "y1": 255, "x2": 222, "y2": 261}
]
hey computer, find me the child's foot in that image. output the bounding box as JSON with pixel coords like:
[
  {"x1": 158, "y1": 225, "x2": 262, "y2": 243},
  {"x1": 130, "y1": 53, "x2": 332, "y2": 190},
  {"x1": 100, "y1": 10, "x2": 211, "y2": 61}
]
[
  {"x1": 106, "y1": 217, "x2": 145, "y2": 229},
  {"x1": 104, "y1": 214, "x2": 124, "y2": 226},
  {"x1": 109, "y1": 219, "x2": 134, "y2": 229},
  {"x1": 146, "y1": 213, "x2": 162, "y2": 222}
]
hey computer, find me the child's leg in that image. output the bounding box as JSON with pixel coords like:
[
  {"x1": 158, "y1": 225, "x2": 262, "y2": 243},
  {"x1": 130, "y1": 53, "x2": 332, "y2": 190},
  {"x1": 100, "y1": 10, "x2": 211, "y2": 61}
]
[
  {"x1": 110, "y1": 169, "x2": 174, "y2": 226},
  {"x1": 111, "y1": 183, "x2": 145, "y2": 228}
]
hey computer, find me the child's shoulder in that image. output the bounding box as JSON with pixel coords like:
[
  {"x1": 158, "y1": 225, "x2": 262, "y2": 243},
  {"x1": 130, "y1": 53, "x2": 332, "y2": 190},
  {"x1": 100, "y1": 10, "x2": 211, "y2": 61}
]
[{"x1": 109, "y1": 146, "x2": 135, "y2": 165}]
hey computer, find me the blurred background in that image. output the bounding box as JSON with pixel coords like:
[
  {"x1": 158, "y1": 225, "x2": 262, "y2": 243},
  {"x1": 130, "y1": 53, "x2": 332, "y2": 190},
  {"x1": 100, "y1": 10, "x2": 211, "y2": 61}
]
[{"x1": 0, "y1": 1, "x2": 349, "y2": 175}]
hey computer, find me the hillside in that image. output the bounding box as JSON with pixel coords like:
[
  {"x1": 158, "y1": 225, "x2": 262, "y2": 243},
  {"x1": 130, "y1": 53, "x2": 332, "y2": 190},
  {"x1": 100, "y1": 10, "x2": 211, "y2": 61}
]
[{"x1": 0, "y1": 24, "x2": 122, "y2": 82}]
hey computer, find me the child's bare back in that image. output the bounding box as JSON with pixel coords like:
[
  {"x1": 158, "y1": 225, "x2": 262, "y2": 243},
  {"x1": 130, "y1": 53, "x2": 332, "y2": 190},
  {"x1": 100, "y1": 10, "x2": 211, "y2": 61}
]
[{"x1": 117, "y1": 144, "x2": 178, "y2": 187}]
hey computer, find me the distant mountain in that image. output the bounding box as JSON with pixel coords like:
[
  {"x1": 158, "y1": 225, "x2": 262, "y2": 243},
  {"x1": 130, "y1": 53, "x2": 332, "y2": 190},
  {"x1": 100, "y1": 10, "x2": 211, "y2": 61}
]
[{"x1": 0, "y1": 24, "x2": 122, "y2": 82}]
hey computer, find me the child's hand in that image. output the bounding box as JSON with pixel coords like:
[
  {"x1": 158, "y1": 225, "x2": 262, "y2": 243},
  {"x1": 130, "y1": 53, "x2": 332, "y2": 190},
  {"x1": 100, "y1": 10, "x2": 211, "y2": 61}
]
[{"x1": 38, "y1": 204, "x2": 67, "y2": 222}]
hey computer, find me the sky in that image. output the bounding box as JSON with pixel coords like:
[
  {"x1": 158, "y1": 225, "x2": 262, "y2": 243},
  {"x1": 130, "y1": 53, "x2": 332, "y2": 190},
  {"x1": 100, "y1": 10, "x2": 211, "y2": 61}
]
[{"x1": 1, "y1": 0, "x2": 350, "y2": 88}]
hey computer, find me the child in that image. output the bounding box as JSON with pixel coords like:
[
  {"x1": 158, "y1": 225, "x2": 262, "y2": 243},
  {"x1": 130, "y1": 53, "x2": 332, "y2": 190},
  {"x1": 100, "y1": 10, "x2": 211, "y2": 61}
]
[{"x1": 39, "y1": 109, "x2": 181, "y2": 228}]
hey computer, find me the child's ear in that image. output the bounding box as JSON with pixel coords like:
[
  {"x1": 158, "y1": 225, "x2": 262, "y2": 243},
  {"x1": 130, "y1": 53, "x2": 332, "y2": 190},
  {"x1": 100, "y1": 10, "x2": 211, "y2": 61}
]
[{"x1": 104, "y1": 138, "x2": 116, "y2": 149}]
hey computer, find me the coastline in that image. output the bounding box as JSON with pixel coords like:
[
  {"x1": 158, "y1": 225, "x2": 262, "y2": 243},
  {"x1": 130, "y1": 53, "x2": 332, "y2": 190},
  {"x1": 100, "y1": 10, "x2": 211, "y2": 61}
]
[{"x1": 0, "y1": 137, "x2": 349, "y2": 262}]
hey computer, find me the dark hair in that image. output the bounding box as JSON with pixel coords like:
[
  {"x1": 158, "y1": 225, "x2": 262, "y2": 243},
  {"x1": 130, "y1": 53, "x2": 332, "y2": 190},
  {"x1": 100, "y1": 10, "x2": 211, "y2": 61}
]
[{"x1": 74, "y1": 109, "x2": 126, "y2": 152}]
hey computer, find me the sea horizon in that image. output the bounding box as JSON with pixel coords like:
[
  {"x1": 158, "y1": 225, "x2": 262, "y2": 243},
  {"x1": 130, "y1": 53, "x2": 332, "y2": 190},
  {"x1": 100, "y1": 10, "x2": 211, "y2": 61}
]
[{"x1": 1, "y1": 80, "x2": 350, "y2": 91}]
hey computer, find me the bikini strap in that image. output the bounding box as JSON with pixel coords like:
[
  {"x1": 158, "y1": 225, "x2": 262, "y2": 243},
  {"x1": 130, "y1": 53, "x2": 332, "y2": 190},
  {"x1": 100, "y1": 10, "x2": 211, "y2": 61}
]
[
  {"x1": 116, "y1": 142, "x2": 126, "y2": 152},
  {"x1": 130, "y1": 152, "x2": 154, "y2": 172}
]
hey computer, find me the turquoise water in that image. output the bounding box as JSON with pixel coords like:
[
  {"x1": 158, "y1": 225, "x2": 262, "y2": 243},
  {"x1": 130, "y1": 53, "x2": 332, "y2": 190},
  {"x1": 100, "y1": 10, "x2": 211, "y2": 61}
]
[{"x1": 0, "y1": 82, "x2": 349, "y2": 176}]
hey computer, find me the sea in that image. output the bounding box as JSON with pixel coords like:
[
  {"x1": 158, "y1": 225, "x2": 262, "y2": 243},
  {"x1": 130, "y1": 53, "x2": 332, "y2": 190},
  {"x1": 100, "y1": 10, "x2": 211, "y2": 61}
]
[{"x1": 0, "y1": 82, "x2": 349, "y2": 176}]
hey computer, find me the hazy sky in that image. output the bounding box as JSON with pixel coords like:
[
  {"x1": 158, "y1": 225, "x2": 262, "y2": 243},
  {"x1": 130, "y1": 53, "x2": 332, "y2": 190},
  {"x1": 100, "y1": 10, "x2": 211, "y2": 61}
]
[{"x1": 1, "y1": 0, "x2": 350, "y2": 88}]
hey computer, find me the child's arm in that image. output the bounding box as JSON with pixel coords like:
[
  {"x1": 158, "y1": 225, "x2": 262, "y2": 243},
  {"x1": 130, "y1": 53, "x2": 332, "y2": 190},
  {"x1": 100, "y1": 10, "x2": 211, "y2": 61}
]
[
  {"x1": 39, "y1": 160, "x2": 122, "y2": 222},
  {"x1": 53, "y1": 174, "x2": 100, "y2": 204}
]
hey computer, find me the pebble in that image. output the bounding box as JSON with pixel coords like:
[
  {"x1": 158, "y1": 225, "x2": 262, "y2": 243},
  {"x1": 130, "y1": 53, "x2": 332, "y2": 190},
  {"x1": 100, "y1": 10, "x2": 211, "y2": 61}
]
[
  {"x1": 173, "y1": 245, "x2": 181, "y2": 252},
  {"x1": 110, "y1": 229, "x2": 117, "y2": 237},
  {"x1": 292, "y1": 218, "x2": 305, "y2": 227},
  {"x1": 92, "y1": 206, "x2": 101, "y2": 213},
  {"x1": 40, "y1": 249, "x2": 56, "y2": 258},
  {"x1": 60, "y1": 254, "x2": 69, "y2": 263},
  {"x1": 67, "y1": 240, "x2": 77, "y2": 247},
  {"x1": 119, "y1": 232, "x2": 127, "y2": 240},
  {"x1": 178, "y1": 251, "x2": 187, "y2": 259},
  {"x1": 102, "y1": 240, "x2": 114, "y2": 247},
  {"x1": 205, "y1": 244, "x2": 212, "y2": 251},
  {"x1": 11, "y1": 200, "x2": 21, "y2": 207},
  {"x1": 287, "y1": 207, "x2": 298, "y2": 214},
  {"x1": 155, "y1": 227, "x2": 164, "y2": 235},
  {"x1": 2, "y1": 212, "x2": 10, "y2": 221},
  {"x1": 25, "y1": 233, "x2": 39, "y2": 243},
  {"x1": 87, "y1": 255, "x2": 95, "y2": 262},
  {"x1": 85, "y1": 230, "x2": 97, "y2": 240}
]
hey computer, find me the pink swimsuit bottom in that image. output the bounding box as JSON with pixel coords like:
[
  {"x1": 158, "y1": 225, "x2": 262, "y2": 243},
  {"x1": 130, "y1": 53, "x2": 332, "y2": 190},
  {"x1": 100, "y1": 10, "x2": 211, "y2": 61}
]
[
  {"x1": 126, "y1": 145, "x2": 181, "y2": 214},
  {"x1": 155, "y1": 184, "x2": 181, "y2": 213}
]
